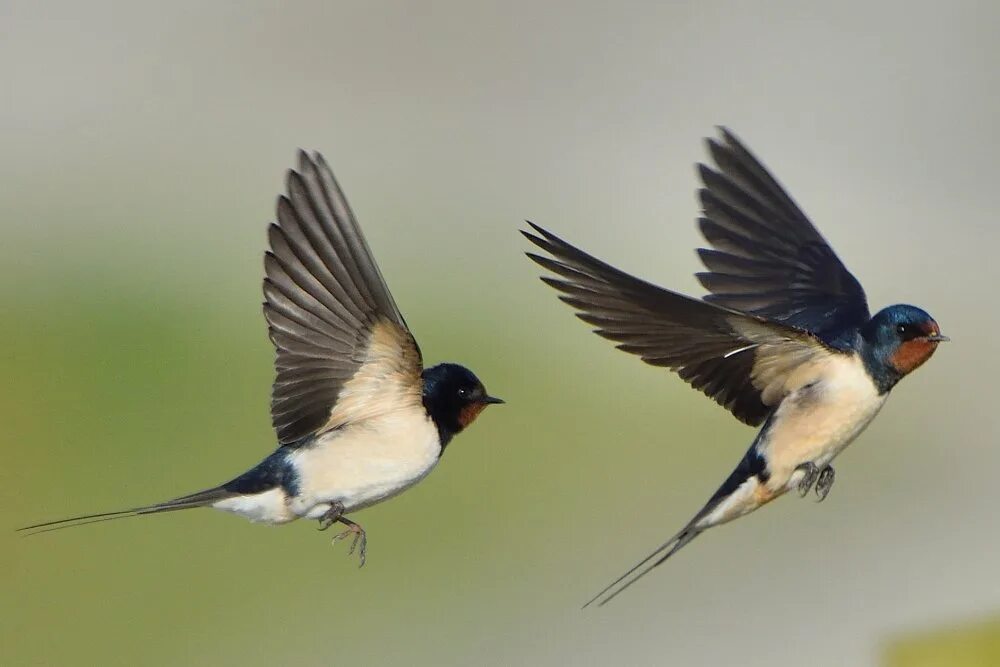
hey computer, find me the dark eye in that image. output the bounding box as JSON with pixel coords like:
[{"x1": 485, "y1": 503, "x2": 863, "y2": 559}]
[
  {"x1": 457, "y1": 387, "x2": 471, "y2": 399},
  {"x1": 896, "y1": 324, "x2": 917, "y2": 339}
]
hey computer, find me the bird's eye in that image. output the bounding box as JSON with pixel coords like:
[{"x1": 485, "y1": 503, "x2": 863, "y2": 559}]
[
  {"x1": 896, "y1": 324, "x2": 909, "y2": 335},
  {"x1": 457, "y1": 387, "x2": 470, "y2": 399}
]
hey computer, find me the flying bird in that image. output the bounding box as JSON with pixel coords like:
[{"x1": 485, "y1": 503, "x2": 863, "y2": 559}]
[
  {"x1": 523, "y1": 128, "x2": 947, "y2": 605},
  {"x1": 21, "y1": 152, "x2": 503, "y2": 565}
]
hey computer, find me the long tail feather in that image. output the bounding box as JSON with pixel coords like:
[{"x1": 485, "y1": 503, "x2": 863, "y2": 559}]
[
  {"x1": 583, "y1": 527, "x2": 703, "y2": 608},
  {"x1": 18, "y1": 488, "x2": 233, "y2": 536}
]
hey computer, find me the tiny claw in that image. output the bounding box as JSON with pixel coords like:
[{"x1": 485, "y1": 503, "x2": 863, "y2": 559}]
[
  {"x1": 316, "y1": 502, "x2": 346, "y2": 531},
  {"x1": 331, "y1": 520, "x2": 367, "y2": 567},
  {"x1": 796, "y1": 462, "x2": 820, "y2": 497},
  {"x1": 356, "y1": 536, "x2": 367, "y2": 567},
  {"x1": 815, "y1": 466, "x2": 835, "y2": 502}
]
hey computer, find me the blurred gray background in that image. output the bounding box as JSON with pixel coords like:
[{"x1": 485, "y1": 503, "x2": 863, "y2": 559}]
[{"x1": 3, "y1": 1, "x2": 998, "y2": 666}]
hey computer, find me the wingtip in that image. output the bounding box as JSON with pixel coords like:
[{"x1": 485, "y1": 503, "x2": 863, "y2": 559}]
[
  {"x1": 272, "y1": 198, "x2": 294, "y2": 227},
  {"x1": 291, "y1": 150, "x2": 319, "y2": 183},
  {"x1": 521, "y1": 223, "x2": 578, "y2": 257},
  {"x1": 523, "y1": 230, "x2": 551, "y2": 252},
  {"x1": 538, "y1": 275, "x2": 568, "y2": 290},
  {"x1": 524, "y1": 250, "x2": 547, "y2": 265},
  {"x1": 714, "y1": 125, "x2": 739, "y2": 144},
  {"x1": 705, "y1": 125, "x2": 749, "y2": 163},
  {"x1": 284, "y1": 164, "x2": 306, "y2": 194},
  {"x1": 521, "y1": 220, "x2": 550, "y2": 239},
  {"x1": 693, "y1": 271, "x2": 714, "y2": 290},
  {"x1": 294, "y1": 149, "x2": 332, "y2": 182},
  {"x1": 311, "y1": 151, "x2": 333, "y2": 175},
  {"x1": 704, "y1": 135, "x2": 728, "y2": 164}
]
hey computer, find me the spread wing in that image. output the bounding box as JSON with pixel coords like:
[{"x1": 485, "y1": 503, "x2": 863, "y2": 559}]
[
  {"x1": 524, "y1": 223, "x2": 843, "y2": 426},
  {"x1": 263, "y1": 152, "x2": 423, "y2": 445},
  {"x1": 696, "y1": 128, "x2": 869, "y2": 346}
]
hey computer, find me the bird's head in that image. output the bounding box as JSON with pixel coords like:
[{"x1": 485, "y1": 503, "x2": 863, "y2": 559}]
[
  {"x1": 860, "y1": 304, "x2": 948, "y2": 381},
  {"x1": 421, "y1": 363, "x2": 503, "y2": 444}
]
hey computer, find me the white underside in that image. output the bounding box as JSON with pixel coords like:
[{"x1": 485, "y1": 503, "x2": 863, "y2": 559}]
[
  {"x1": 211, "y1": 410, "x2": 442, "y2": 524},
  {"x1": 213, "y1": 489, "x2": 293, "y2": 523},
  {"x1": 698, "y1": 353, "x2": 887, "y2": 528},
  {"x1": 763, "y1": 353, "x2": 888, "y2": 485}
]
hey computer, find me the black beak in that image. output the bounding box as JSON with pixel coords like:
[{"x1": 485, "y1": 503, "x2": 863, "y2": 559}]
[
  {"x1": 482, "y1": 395, "x2": 505, "y2": 405},
  {"x1": 923, "y1": 333, "x2": 950, "y2": 343}
]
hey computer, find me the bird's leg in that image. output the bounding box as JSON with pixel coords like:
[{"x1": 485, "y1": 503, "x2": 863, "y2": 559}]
[
  {"x1": 815, "y1": 466, "x2": 835, "y2": 502},
  {"x1": 317, "y1": 503, "x2": 367, "y2": 566},
  {"x1": 796, "y1": 462, "x2": 820, "y2": 497},
  {"x1": 332, "y1": 517, "x2": 367, "y2": 567},
  {"x1": 316, "y1": 501, "x2": 347, "y2": 531}
]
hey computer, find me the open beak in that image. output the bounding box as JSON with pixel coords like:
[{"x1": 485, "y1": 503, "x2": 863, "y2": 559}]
[
  {"x1": 923, "y1": 333, "x2": 950, "y2": 343},
  {"x1": 482, "y1": 395, "x2": 505, "y2": 405}
]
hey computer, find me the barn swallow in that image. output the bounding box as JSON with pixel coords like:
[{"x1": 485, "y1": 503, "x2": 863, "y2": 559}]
[
  {"x1": 21, "y1": 151, "x2": 503, "y2": 564},
  {"x1": 523, "y1": 128, "x2": 947, "y2": 606}
]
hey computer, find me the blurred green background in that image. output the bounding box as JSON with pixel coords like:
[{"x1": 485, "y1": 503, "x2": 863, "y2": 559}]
[{"x1": 3, "y1": 2, "x2": 998, "y2": 665}]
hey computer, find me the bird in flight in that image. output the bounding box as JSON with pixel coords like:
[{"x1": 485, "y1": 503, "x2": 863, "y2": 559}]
[
  {"x1": 524, "y1": 128, "x2": 947, "y2": 606},
  {"x1": 22, "y1": 151, "x2": 503, "y2": 565}
]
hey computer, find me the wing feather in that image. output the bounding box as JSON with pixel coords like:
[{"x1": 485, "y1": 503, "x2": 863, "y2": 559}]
[
  {"x1": 696, "y1": 128, "x2": 870, "y2": 345},
  {"x1": 524, "y1": 223, "x2": 839, "y2": 426},
  {"x1": 263, "y1": 152, "x2": 422, "y2": 445}
]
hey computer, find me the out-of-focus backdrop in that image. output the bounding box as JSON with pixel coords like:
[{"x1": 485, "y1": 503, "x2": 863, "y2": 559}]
[{"x1": 3, "y1": 2, "x2": 998, "y2": 665}]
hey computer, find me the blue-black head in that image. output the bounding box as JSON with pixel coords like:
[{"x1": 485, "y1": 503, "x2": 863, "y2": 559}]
[
  {"x1": 421, "y1": 363, "x2": 503, "y2": 447},
  {"x1": 859, "y1": 304, "x2": 948, "y2": 392}
]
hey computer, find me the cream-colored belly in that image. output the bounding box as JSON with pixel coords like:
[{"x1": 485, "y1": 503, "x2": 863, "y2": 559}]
[
  {"x1": 762, "y1": 354, "x2": 887, "y2": 493},
  {"x1": 696, "y1": 355, "x2": 887, "y2": 529},
  {"x1": 287, "y1": 410, "x2": 442, "y2": 517}
]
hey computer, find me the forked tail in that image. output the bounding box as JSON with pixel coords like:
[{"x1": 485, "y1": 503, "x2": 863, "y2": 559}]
[
  {"x1": 582, "y1": 526, "x2": 704, "y2": 608},
  {"x1": 17, "y1": 487, "x2": 235, "y2": 536}
]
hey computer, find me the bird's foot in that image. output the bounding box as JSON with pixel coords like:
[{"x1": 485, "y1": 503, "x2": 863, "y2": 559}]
[
  {"x1": 316, "y1": 501, "x2": 347, "y2": 531},
  {"x1": 317, "y1": 503, "x2": 367, "y2": 566},
  {"x1": 796, "y1": 462, "x2": 820, "y2": 497},
  {"x1": 332, "y1": 518, "x2": 367, "y2": 567},
  {"x1": 815, "y1": 466, "x2": 835, "y2": 502}
]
